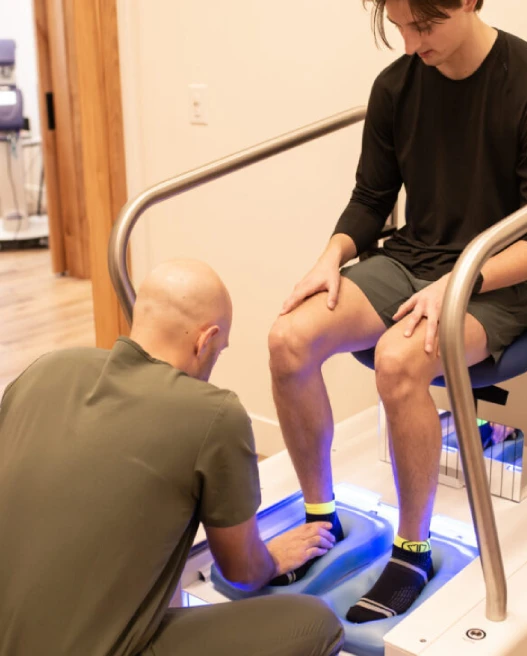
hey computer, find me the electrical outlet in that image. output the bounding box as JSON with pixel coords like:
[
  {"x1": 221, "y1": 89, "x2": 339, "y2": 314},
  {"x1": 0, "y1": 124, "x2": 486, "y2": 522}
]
[{"x1": 189, "y1": 84, "x2": 208, "y2": 125}]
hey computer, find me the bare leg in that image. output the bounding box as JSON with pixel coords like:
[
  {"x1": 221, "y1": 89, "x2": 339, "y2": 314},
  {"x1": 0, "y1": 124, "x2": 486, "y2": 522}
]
[
  {"x1": 346, "y1": 314, "x2": 490, "y2": 623},
  {"x1": 269, "y1": 278, "x2": 386, "y2": 503},
  {"x1": 383, "y1": 377, "x2": 443, "y2": 540},
  {"x1": 375, "y1": 314, "x2": 490, "y2": 540},
  {"x1": 271, "y1": 368, "x2": 335, "y2": 502}
]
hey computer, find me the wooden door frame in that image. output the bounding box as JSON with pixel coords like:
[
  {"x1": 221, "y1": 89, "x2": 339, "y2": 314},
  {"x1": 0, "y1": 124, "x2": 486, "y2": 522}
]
[
  {"x1": 69, "y1": 0, "x2": 130, "y2": 346},
  {"x1": 34, "y1": 0, "x2": 129, "y2": 347},
  {"x1": 32, "y1": 0, "x2": 66, "y2": 274}
]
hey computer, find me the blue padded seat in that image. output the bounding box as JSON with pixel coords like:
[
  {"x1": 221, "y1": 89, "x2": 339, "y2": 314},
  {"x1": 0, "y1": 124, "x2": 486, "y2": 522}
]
[
  {"x1": 211, "y1": 504, "x2": 394, "y2": 600},
  {"x1": 321, "y1": 535, "x2": 478, "y2": 656}
]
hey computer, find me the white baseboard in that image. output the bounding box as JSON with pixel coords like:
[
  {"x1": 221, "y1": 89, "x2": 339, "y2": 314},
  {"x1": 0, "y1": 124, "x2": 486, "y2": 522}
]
[
  {"x1": 250, "y1": 405, "x2": 379, "y2": 457},
  {"x1": 249, "y1": 414, "x2": 283, "y2": 457}
]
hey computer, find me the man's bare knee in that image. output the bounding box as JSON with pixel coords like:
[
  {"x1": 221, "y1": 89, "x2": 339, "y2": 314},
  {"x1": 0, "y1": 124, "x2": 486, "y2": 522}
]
[
  {"x1": 268, "y1": 316, "x2": 315, "y2": 380},
  {"x1": 375, "y1": 333, "x2": 432, "y2": 406}
]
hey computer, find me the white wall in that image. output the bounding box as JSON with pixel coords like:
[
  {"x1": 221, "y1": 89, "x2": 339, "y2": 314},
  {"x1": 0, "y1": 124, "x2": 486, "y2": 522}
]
[
  {"x1": 118, "y1": 0, "x2": 400, "y2": 454},
  {"x1": 0, "y1": 0, "x2": 40, "y2": 138},
  {"x1": 117, "y1": 1, "x2": 527, "y2": 455},
  {"x1": 480, "y1": 0, "x2": 527, "y2": 33}
]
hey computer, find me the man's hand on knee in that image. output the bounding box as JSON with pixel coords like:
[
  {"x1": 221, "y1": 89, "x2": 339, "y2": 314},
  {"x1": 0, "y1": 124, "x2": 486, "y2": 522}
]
[{"x1": 280, "y1": 261, "x2": 342, "y2": 315}]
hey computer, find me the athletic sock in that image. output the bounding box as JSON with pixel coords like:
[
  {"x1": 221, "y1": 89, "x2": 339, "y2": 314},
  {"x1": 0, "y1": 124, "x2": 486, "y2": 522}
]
[
  {"x1": 346, "y1": 535, "x2": 434, "y2": 623},
  {"x1": 269, "y1": 498, "x2": 344, "y2": 586}
]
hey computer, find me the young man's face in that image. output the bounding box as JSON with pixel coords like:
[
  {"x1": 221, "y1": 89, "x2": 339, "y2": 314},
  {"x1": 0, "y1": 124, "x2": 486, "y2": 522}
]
[{"x1": 385, "y1": 0, "x2": 472, "y2": 68}]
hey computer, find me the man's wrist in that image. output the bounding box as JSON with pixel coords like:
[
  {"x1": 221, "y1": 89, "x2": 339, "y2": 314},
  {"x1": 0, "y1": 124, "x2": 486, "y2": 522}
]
[
  {"x1": 265, "y1": 542, "x2": 281, "y2": 579},
  {"x1": 328, "y1": 233, "x2": 357, "y2": 265}
]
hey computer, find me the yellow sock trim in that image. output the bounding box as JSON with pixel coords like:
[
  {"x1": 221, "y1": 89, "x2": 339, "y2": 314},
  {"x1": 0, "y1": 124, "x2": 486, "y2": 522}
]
[
  {"x1": 304, "y1": 500, "x2": 335, "y2": 515},
  {"x1": 394, "y1": 534, "x2": 431, "y2": 553}
]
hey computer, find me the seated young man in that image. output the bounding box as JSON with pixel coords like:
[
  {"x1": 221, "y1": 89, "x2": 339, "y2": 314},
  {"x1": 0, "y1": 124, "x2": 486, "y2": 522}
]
[{"x1": 268, "y1": 0, "x2": 527, "y2": 622}]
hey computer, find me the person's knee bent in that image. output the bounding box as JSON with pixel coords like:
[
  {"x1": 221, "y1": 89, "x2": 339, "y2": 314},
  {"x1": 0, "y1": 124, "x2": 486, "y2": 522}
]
[
  {"x1": 374, "y1": 334, "x2": 430, "y2": 408},
  {"x1": 308, "y1": 598, "x2": 345, "y2": 656},
  {"x1": 286, "y1": 595, "x2": 344, "y2": 656},
  {"x1": 268, "y1": 316, "x2": 317, "y2": 381}
]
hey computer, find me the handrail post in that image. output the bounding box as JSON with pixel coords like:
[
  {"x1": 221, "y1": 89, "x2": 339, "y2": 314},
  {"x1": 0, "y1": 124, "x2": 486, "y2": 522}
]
[{"x1": 440, "y1": 205, "x2": 527, "y2": 621}]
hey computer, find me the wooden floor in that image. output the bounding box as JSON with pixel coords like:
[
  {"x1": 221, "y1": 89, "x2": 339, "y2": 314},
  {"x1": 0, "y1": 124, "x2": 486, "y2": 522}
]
[
  {"x1": 0, "y1": 248, "x2": 95, "y2": 396},
  {"x1": 0, "y1": 248, "x2": 269, "y2": 464}
]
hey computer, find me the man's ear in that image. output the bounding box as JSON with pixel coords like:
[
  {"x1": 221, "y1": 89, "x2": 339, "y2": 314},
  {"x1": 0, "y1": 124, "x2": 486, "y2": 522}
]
[
  {"x1": 195, "y1": 325, "x2": 220, "y2": 358},
  {"x1": 463, "y1": 0, "x2": 478, "y2": 12}
]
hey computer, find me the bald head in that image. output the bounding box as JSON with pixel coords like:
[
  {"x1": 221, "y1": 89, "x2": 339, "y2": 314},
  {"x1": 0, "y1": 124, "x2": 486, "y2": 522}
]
[{"x1": 130, "y1": 259, "x2": 232, "y2": 380}]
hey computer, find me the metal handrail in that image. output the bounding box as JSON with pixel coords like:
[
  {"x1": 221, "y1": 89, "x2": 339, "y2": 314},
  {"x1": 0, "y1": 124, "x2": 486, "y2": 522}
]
[
  {"x1": 108, "y1": 101, "x2": 519, "y2": 623},
  {"x1": 440, "y1": 205, "x2": 527, "y2": 621},
  {"x1": 108, "y1": 106, "x2": 367, "y2": 324}
]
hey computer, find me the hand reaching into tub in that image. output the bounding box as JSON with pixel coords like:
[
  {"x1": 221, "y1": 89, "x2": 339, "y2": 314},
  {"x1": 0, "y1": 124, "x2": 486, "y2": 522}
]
[
  {"x1": 267, "y1": 522, "x2": 336, "y2": 579},
  {"x1": 206, "y1": 517, "x2": 336, "y2": 592}
]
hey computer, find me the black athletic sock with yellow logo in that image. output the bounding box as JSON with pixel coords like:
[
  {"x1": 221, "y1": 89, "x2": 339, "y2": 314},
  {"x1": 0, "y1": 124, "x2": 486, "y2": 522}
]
[{"x1": 346, "y1": 535, "x2": 434, "y2": 623}]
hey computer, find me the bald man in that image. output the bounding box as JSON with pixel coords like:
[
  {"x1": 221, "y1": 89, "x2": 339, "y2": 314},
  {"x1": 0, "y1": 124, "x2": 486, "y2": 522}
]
[{"x1": 0, "y1": 259, "x2": 344, "y2": 656}]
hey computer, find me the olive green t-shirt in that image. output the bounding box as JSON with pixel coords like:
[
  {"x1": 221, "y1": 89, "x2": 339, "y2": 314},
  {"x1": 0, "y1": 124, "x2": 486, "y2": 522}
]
[{"x1": 0, "y1": 337, "x2": 260, "y2": 656}]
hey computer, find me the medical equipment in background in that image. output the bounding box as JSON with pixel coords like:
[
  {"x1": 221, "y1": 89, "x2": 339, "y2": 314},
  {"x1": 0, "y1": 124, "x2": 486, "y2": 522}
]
[{"x1": 0, "y1": 39, "x2": 48, "y2": 247}]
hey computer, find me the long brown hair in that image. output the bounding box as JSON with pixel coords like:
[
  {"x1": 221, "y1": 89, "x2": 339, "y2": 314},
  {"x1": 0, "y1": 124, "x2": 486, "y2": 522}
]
[{"x1": 364, "y1": 0, "x2": 485, "y2": 47}]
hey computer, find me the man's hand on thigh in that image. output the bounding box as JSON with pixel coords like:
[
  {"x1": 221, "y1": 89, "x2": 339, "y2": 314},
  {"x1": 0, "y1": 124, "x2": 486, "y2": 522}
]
[
  {"x1": 380, "y1": 309, "x2": 489, "y2": 377},
  {"x1": 392, "y1": 275, "x2": 450, "y2": 354}
]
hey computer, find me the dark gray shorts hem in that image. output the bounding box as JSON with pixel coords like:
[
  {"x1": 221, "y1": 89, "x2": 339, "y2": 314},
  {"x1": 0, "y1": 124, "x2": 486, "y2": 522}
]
[{"x1": 341, "y1": 255, "x2": 527, "y2": 361}]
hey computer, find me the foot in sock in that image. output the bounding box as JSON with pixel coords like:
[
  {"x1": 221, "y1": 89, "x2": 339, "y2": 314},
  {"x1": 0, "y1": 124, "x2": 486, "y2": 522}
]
[
  {"x1": 346, "y1": 537, "x2": 434, "y2": 623},
  {"x1": 269, "y1": 503, "x2": 344, "y2": 586}
]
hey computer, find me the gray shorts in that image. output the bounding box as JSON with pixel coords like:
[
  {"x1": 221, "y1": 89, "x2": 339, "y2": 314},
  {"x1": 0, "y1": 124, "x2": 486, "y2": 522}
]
[{"x1": 341, "y1": 255, "x2": 527, "y2": 361}]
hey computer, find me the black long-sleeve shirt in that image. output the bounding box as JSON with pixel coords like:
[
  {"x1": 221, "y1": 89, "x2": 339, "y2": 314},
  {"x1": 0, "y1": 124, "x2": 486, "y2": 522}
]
[{"x1": 334, "y1": 30, "x2": 527, "y2": 280}]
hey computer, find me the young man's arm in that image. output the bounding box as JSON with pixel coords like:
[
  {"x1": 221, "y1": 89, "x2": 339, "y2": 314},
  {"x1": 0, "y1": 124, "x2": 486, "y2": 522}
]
[
  {"x1": 480, "y1": 106, "x2": 527, "y2": 293},
  {"x1": 394, "y1": 106, "x2": 527, "y2": 351},
  {"x1": 391, "y1": 238, "x2": 527, "y2": 355},
  {"x1": 479, "y1": 240, "x2": 527, "y2": 292},
  {"x1": 478, "y1": 109, "x2": 527, "y2": 291},
  {"x1": 281, "y1": 73, "x2": 403, "y2": 314},
  {"x1": 279, "y1": 233, "x2": 357, "y2": 314},
  {"x1": 332, "y1": 74, "x2": 402, "y2": 255}
]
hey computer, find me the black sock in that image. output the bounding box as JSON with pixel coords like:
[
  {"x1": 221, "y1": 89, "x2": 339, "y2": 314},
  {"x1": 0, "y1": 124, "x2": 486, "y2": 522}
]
[
  {"x1": 346, "y1": 544, "x2": 434, "y2": 623},
  {"x1": 269, "y1": 510, "x2": 344, "y2": 586}
]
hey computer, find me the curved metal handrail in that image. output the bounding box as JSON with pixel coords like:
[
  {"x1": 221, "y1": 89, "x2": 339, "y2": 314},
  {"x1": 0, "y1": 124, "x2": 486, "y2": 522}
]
[
  {"x1": 108, "y1": 106, "x2": 367, "y2": 324},
  {"x1": 108, "y1": 100, "x2": 521, "y2": 623},
  {"x1": 440, "y1": 205, "x2": 527, "y2": 621}
]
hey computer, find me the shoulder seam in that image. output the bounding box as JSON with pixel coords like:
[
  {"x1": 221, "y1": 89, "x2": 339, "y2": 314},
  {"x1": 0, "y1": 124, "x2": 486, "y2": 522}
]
[{"x1": 193, "y1": 390, "x2": 242, "y2": 470}]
